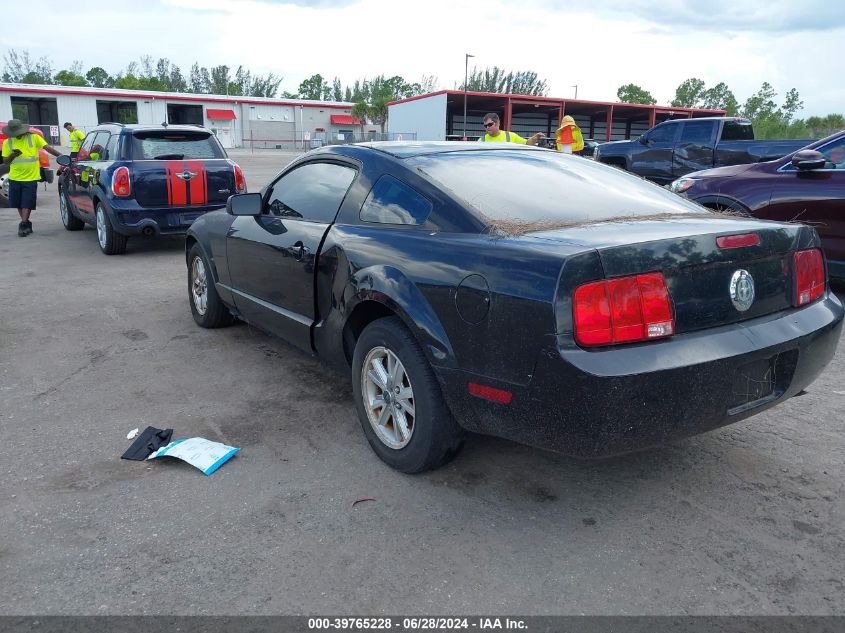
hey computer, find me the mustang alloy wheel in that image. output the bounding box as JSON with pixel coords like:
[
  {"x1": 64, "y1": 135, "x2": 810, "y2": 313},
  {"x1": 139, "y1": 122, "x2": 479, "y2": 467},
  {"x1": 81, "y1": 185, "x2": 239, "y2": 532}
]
[
  {"x1": 187, "y1": 243, "x2": 234, "y2": 328},
  {"x1": 361, "y1": 346, "x2": 416, "y2": 449},
  {"x1": 353, "y1": 317, "x2": 464, "y2": 473},
  {"x1": 191, "y1": 256, "x2": 209, "y2": 316}
]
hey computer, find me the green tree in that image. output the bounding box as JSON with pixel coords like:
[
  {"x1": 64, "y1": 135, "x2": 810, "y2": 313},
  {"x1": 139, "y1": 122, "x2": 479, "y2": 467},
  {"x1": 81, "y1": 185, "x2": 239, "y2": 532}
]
[
  {"x1": 671, "y1": 78, "x2": 706, "y2": 107},
  {"x1": 209, "y1": 65, "x2": 231, "y2": 95},
  {"x1": 189, "y1": 63, "x2": 209, "y2": 93},
  {"x1": 86, "y1": 66, "x2": 113, "y2": 88},
  {"x1": 332, "y1": 77, "x2": 343, "y2": 102},
  {"x1": 298, "y1": 74, "x2": 329, "y2": 100},
  {"x1": 463, "y1": 66, "x2": 547, "y2": 96},
  {"x1": 250, "y1": 73, "x2": 283, "y2": 98},
  {"x1": 3, "y1": 49, "x2": 52, "y2": 84},
  {"x1": 616, "y1": 83, "x2": 656, "y2": 105},
  {"x1": 54, "y1": 68, "x2": 87, "y2": 86},
  {"x1": 700, "y1": 82, "x2": 738, "y2": 114},
  {"x1": 351, "y1": 101, "x2": 369, "y2": 136}
]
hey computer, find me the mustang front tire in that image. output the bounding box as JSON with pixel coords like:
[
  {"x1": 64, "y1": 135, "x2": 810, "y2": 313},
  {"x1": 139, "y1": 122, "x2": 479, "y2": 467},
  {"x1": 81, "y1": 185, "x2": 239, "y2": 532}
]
[
  {"x1": 188, "y1": 243, "x2": 234, "y2": 328},
  {"x1": 96, "y1": 203, "x2": 128, "y2": 255},
  {"x1": 353, "y1": 316, "x2": 464, "y2": 473}
]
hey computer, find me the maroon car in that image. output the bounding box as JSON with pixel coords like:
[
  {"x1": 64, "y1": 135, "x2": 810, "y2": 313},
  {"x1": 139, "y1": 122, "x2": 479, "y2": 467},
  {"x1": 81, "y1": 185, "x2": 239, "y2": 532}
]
[{"x1": 670, "y1": 130, "x2": 845, "y2": 278}]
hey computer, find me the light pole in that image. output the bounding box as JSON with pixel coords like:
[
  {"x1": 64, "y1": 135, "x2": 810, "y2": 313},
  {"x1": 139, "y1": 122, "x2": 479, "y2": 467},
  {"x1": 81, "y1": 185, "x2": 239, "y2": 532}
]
[
  {"x1": 572, "y1": 84, "x2": 578, "y2": 100},
  {"x1": 463, "y1": 53, "x2": 474, "y2": 140}
]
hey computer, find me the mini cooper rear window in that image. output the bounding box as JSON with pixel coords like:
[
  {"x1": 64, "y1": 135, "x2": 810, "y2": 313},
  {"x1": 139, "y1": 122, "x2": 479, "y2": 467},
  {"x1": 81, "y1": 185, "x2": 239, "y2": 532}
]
[
  {"x1": 130, "y1": 132, "x2": 225, "y2": 160},
  {"x1": 360, "y1": 175, "x2": 432, "y2": 225}
]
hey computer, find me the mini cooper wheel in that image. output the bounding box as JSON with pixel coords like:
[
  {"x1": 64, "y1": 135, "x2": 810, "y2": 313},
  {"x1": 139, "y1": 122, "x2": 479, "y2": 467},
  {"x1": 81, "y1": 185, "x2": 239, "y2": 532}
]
[
  {"x1": 95, "y1": 203, "x2": 127, "y2": 255},
  {"x1": 59, "y1": 187, "x2": 84, "y2": 231},
  {"x1": 188, "y1": 243, "x2": 234, "y2": 328},
  {"x1": 352, "y1": 317, "x2": 464, "y2": 473}
]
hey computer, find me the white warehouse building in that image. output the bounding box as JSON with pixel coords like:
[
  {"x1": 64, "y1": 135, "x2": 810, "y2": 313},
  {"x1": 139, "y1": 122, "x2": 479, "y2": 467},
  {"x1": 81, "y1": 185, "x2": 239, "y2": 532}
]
[{"x1": 0, "y1": 83, "x2": 382, "y2": 149}]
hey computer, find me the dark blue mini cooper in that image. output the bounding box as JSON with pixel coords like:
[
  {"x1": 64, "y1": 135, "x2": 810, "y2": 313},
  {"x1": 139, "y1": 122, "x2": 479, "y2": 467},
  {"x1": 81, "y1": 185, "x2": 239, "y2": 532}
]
[{"x1": 57, "y1": 123, "x2": 246, "y2": 254}]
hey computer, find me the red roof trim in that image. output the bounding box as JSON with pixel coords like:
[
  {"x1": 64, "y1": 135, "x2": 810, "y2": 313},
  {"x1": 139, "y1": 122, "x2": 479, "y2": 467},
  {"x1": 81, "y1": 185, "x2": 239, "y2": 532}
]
[
  {"x1": 0, "y1": 84, "x2": 352, "y2": 109},
  {"x1": 207, "y1": 108, "x2": 237, "y2": 120}
]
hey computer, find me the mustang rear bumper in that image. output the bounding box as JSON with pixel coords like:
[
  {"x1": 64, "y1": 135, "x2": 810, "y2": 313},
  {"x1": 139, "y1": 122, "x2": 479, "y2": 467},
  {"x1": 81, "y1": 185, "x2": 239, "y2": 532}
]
[{"x1": 437, "y1": 293, "x2": 843, "y2": 457}]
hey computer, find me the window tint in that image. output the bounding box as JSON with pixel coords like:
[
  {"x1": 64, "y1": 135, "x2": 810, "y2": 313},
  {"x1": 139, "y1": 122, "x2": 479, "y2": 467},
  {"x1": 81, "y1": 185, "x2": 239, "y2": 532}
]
[
  {"x1": 360, "y1": 175, "x2": 432, "y2": 225},
  {"x1": 414, "y1": 150, "x2": 705, "y2": 224},
  {"x1": 679, "y1": 121, "x2": 714, "y2": 144},
  {"x1": 265, "y1": 162, "x2": 356, "y2": 223},
  {"x1": 129, "y1": 131, "x2": 225, "y2": 160},
  {"x1": 77, "y1": 132, "x2": 97, "y2": 160},
  {"x1": 821, "y1": 138, "x2": 845, "y2": 168},
  {"x1": 89, "y1": 132, "x2": 110, "y2": 160},
  {"x1": 720, "y1": 121, "x2": 754, "y2": 141},
  {"x1": 105, "y1": 133, "x2": 120, "y2": 160},
  {"x1": 645, "y1": 123, "x2": 676, "y2": 144}
]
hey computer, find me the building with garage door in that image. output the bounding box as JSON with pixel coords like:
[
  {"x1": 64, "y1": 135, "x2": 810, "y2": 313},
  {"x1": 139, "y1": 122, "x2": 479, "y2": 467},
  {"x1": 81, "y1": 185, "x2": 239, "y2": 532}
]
[
  {"x1": 388, "y1": 90, "x2": 725, "y2": 142},
  {"x1": 0, "y1": 83, "x2": 384, "y2": 149}
]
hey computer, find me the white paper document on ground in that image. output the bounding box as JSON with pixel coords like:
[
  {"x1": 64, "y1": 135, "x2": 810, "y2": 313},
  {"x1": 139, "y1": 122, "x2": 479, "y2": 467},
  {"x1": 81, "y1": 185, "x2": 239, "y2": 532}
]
[{"x1": 147, "y1": 438, "x2": 240, "y2": 475}]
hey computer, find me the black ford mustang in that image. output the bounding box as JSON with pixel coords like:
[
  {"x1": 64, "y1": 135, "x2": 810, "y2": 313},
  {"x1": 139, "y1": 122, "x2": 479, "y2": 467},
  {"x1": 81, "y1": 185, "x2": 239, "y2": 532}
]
[{"x1": 185, "y1": 142, "x2": 843, "y2": 473}]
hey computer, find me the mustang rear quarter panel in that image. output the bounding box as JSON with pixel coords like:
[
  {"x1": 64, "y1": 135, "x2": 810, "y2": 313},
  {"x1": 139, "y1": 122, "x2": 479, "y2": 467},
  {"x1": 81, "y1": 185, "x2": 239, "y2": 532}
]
[
  {"x1": 440, "y1": 293, "x2": 843, "y2": 456},
  {"x1": 314, "y1": 224, "x2": 592, "y2": 386}
]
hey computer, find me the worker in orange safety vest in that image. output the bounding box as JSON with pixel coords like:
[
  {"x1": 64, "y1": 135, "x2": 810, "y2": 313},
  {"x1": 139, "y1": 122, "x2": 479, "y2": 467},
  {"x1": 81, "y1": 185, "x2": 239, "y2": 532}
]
[{"x1": 555, "y1": 115, "x2": 584, "y2": 154}]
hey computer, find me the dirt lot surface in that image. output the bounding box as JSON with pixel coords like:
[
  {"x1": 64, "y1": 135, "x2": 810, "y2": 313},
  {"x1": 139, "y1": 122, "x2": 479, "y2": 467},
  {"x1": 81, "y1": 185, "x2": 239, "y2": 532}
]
[{"x1": 1, "y1": 149, "x2": 844, "y2": 615}]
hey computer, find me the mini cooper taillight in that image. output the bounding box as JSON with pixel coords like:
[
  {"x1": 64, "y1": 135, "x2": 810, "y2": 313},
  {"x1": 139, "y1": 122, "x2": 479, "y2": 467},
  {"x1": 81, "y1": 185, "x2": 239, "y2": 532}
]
[
  {"x1": 574, "y1": 272, "x2": 675, "y2": 347},
  {"x1": 111, "y1": 166, "x2": 131, "y2": 197},
  {"x1": 793, "y1": 248, "x2": 825, "y2": 306},
  {"x1": 234, "y1": 163, "x2": 247, "y2": 193}
]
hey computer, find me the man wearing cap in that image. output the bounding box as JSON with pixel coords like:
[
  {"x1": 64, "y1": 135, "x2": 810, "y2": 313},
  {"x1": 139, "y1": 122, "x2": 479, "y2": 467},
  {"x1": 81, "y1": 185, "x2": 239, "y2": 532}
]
[
  {"x1": 2, "y1": 119, "x2": 63, "y2": 237},
  {"x1": 478, "y1": 113, "x2": 543, "y2": 145},
  {"x1": 63, "y1": 122, "x2": 85, "y2": 159},
  {"x1": 555, "y1": 115, "x2": 584, "y2": 154}
]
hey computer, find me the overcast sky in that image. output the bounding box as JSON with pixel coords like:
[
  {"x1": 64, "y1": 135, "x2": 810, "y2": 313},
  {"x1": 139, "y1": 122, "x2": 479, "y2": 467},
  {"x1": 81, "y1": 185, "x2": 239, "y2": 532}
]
[{"x1": 4, "y1": 0, "x2": 844, "y2": 116}]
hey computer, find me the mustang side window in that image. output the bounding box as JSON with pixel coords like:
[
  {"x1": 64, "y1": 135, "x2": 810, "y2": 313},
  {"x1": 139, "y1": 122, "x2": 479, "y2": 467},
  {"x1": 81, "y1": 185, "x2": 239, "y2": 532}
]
[
  {"x1": 360, "y1": 175, "x2": 432, "y2": 225},
  {"x1": 265, "y1": 162, "x2": 356, "y2": 223}
]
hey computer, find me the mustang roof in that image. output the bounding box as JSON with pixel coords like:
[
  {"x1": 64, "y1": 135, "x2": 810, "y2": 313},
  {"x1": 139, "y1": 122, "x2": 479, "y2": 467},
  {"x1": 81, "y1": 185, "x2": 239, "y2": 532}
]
[{"x1": 357, "y1": 141, "x2": 547, "y2": 159}]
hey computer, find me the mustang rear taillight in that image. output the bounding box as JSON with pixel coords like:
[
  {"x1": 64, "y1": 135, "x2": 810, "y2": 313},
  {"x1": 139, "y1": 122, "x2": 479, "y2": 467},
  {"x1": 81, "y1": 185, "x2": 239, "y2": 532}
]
[
  {"x1": 574, "y1": 272, "x2": 674, "y2": 347},
  {"x1": 234, "y1": 163, "x2": 247, "y2": 193},
  {"x1": 793, "y1": 248, "x2": 825, "y2": 306},
  {"x1": 111, "y1": 166, "x2": 131, "y2": 197}
]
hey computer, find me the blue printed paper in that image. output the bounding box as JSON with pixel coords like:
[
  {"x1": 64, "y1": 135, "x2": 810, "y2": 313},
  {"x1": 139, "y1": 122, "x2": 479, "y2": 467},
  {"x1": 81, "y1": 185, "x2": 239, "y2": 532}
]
[{"x1": 148, "y1": 437, "x2": 239, "y2": 475}]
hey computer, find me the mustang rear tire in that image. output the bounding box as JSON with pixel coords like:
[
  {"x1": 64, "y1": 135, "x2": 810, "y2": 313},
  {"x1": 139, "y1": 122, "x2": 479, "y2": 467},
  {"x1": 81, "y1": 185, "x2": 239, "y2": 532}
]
[
  {"x1": 59, "y1": 187, "x2": 84, "y2": 231},
  {"x1": 95, "y1": 203, "x2": 128, "y2": 255},
  {"x1": 353, "y1": 317, "x2": 464, "y2": 473},
  {"x1": 188, "y1": 243, "x2": 234, "y2": 328}
]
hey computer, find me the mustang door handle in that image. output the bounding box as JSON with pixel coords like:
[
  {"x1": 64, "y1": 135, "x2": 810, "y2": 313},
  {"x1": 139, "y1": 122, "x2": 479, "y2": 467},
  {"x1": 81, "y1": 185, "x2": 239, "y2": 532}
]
[{"x1": 292, "y1": 241, "x2": 309, "y2": 261}]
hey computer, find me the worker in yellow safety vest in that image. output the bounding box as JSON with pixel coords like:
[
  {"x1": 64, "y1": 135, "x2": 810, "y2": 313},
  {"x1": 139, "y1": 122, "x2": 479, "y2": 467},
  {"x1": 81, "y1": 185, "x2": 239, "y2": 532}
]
[
  {"x1": 555, "y1": 115, "x2": 584, "y2": 154},
  {"x1": 64, "y1": 122, "x2": 85, "y2": 159},
  {"x1": 2, "y1": 119, "x2": 63, "y2": 236},
  {"x1": 478, "y1": 113, "x2": 543, "y2": 145}
]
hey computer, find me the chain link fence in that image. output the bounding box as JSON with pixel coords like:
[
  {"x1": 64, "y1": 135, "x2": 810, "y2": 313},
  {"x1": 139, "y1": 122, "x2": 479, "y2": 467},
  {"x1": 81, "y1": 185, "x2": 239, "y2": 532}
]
[{"x1": 242, "y1": 131, "x2": 416, "y2": 151}]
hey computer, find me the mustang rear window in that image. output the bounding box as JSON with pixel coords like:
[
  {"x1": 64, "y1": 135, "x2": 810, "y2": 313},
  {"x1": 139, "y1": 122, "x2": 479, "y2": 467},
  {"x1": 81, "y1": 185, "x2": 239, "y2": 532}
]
[
  {"x1": 129, "y1": 132, "x2": 225, "y2": 160},
  {"x1": 414, "y1": 150, "x2": 705, "y2": 223}
]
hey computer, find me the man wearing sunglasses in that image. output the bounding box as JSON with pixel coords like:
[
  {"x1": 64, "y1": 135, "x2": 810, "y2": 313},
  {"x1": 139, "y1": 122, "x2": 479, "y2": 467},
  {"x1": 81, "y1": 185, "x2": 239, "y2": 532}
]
[{"x1": 478, "y1": 112, "x2": 543, "y2": 145}]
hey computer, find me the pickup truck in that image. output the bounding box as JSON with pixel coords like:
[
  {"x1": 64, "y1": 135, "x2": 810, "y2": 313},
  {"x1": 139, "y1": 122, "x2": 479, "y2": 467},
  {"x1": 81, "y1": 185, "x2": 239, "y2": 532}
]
[
  {"x1": 56, "y1": 123, "x2": 246, "y2": 254},
  {"x1": 593, "y1": 116, "x2": 814, "y2": 185}
]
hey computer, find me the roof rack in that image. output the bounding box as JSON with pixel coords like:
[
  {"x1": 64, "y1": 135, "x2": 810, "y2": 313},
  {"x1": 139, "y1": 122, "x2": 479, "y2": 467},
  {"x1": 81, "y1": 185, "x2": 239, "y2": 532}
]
[{"x1": 98, "y1": 122, "x2": 126, "y2": 127}]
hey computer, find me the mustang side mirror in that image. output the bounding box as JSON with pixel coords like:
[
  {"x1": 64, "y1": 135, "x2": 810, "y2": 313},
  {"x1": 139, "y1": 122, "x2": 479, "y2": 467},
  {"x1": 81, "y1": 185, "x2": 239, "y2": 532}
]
[
  {"x1": 791, "y1": 149, "x2": 826, "y2": 171},
  {"x1": 638, "y1": 136, "x2": 650, "y2": 145},
  {"x1": 56, "y1": 155, "x2": 71, "y2": 166},
  {"x1": 227, "y1": 192, "x2": 262, "y2": 216}
]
